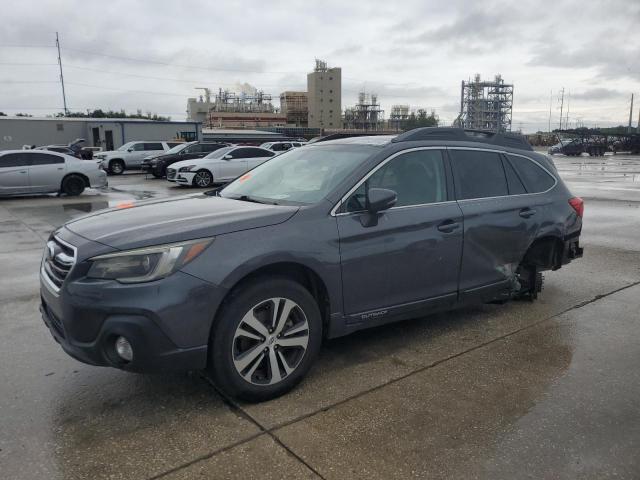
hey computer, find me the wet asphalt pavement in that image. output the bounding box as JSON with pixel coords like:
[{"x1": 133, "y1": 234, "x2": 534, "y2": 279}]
[{"x1": 1, "y1": 154, "x2": 639, "y2": 479}]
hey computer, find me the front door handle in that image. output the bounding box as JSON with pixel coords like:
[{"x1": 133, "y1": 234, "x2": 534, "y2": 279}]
[
  {"x1": 437, "y1": 220, "x2": 460, "y2": 233},
  {"x1": 519, "y1": 208, "x2": 537, "y2": 218},
  {"x1": 19, "y1": 170, "x2": 27, "y2": 174}
]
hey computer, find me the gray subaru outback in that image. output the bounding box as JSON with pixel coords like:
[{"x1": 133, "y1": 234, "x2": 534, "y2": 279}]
[{"x1": 40, "y1": 128, "x2": 583, "y2": 401}]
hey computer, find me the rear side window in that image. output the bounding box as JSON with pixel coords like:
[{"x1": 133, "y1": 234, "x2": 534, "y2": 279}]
[
  {"x1": 506, "y1": 154, "x2": 555, "y2": 193},
  {"x1": 0, "y1": 153, "x2": 30, "y2": 167},
  {"x1": 30, "y1": 153, "x2": 64, "y2": 165},
  {"x1": 502, "y1": 157, "x2": 527, "y2": 195},
  {"x1": 201, "y1": 144, "x2": 221, "y2": 152},
  {"x1": 144, "y1": 143, "x2": 164, "y2": 151},
  {"x1": 450, "y1": 150, "x2": 508, "y2": 200}
]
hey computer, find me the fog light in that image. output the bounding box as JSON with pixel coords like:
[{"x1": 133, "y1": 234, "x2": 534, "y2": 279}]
[{"x1": 115, "y1": 336, "x2": 133, "y2": 362}]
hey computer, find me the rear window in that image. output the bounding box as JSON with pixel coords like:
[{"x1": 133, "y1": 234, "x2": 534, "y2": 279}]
[
  {"x1": 506, "y1": 154, "x2": 555, "y2": 193},
  {"x1": 450, "y1": 149, "x2": 508, "y2": 200}
]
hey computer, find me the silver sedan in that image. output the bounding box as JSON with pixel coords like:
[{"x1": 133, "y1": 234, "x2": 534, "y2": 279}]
[{"x1": 0, "y1": 150, "x2": 107, "y2": 196}]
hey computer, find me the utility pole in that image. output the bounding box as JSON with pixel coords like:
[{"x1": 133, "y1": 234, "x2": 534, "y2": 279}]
[
  {"x1": 565, "y1": 91, "x2": 570, "y2": 130},
  {"x1": 548, "y1": 89, "x2": 552, "y2": 133},
  {"x1": 628, "y1": 93, "x2": 634, "y2": 133},
  {"x1": 558, "y1": 87, "x2": 565, "y2": 131},
  {"x1": 56, "y1": 32, "x2": 69, "y2": 115}
]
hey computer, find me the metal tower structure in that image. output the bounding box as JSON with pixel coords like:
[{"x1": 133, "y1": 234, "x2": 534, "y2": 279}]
[
  {"x1": 457, "y1": 74, "x2": 513, "y2": 132},
  {"x1": 343, "y1": 92, "x2": 384, "y2": 131}
]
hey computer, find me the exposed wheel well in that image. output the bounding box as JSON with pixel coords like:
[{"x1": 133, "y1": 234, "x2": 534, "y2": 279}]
[
  {"x1": 521, "y1": 235, "x2": 564, "y2": 271},
  {"x1": 217, "y1": 262, "x2": 331, "y2": 337},
  {"x1": 61, "y1": 172, "x2": 90, "y2": 188}
]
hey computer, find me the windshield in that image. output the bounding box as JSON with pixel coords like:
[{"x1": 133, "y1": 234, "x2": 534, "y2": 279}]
[
  {"x1": 220, "y1": 145, "x2": 378, "y2": 205},
  {"x1": 116, "y1": 142, "x2": 136, "y2": 151},
  {"x1": 204, "y1": 146, "x2": 234, "y2": 159},
  {"x1": 165, "y1": 143, "x2": 192, "y2": 154}
]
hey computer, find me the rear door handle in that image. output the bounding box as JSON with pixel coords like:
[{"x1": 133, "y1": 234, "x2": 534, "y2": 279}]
[
  {"x1": 437, "y1": 220, "x2": 460, "y2": 233},
  {"x1": 519, "y1": 208, "x2": 537, "y2": 218}
]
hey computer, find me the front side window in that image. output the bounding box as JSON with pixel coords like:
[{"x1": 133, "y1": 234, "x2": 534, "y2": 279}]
[
  {"x1": 221, "y1": 145, "x2": 379, "y2": 205},
  {"x1": 506, "y1": 154, "x2": 555, "y2": 193},
  {"x1": 344, "y1": 150, "x2": 447, "y2": 212},
  {"x1": 204, "y1": 146, "x2": 234, "y2": 159},
  {"x1": 450, "y1": 150, "x2": 508, "y2": 200},
  {"x1": 0, "y1": 153, "x2": 30, "y2": 167}
]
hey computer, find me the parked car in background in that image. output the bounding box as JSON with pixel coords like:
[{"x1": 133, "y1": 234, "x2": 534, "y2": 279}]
[
  {"x1": 39, "y1": 128, "x2": 583, "y2": 401},
  {"x1": 167, "y1": 146, "x2": 275, "y2": 187},
  {"x1": 142, "y1": 141, "x2": 230, "y2": 178},
  {"x1": 260, "y1": 141, "x2": 304, "y2": 152},
  {"x1": 95, "y1": 141, "x2": 183, "y2": 174},
  {"x1": 0, "y1": 150, "x2": 107, "y2": 196}
]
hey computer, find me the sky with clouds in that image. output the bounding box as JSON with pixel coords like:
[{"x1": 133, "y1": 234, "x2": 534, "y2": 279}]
[{"x1": 0, "y1": 0, "x2": 638, "y2": 132}]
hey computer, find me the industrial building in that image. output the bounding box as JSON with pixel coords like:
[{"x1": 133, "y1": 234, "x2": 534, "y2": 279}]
[
  {"x1": 343, "y1": 92, "x2": 384, "y2": 131},
  {"x1": 307, "y1": 60, "x2": 342, "y2": 129},
  {"x1": 456, "y1": 74, "x2": 513, "y2": 132},
  {"x1": 389, "y1": 105, "x2": 439, "y2": 131},
  {"x1": 280, "y1": 91, "x2": 308, "y2": 127},
  {"x1": 0, "y1": 116, "x2": 201, "y2": 150},
  {"x1": 187, "y1": 88, "x2": 286, "y2": 129}
]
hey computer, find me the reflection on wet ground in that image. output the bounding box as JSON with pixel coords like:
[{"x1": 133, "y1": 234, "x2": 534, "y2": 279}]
[{"x1": 1, "y1": 163, "x2": 640, "y2": 479}]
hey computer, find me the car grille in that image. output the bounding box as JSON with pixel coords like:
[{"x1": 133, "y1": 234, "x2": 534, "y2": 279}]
[
  {"x1": 167, "y1": 168, "x2": 176, "y2": 180},
  {"x1": 42, "y1": 236, "x2": 76, "y2": 292}
]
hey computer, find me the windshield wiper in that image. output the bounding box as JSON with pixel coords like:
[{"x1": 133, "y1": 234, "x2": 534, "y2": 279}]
[{"x1": 234, "y1": 195, "x2": 278, "y2": 205}]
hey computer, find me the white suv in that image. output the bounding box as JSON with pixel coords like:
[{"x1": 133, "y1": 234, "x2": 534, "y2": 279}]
[
  {"x1": 95, "y1": 141, "x2": 182, "y2": 174},
  {"x1": 167, "y1": 146, "x2": 275, "y2": 187}
]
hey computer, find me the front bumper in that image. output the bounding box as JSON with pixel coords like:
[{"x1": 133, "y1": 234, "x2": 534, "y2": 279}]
[
  {"x1": 40, "y1": 260, "x2": 225, "y2": 373},
  {"x1": 175, "y1": 172, "x2": 196, "y2": 185}
]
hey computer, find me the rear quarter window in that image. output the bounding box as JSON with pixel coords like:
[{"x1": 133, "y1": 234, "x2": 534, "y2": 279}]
[{"x1": 506, "y1": 154, "x2": 556, "y2": 193}]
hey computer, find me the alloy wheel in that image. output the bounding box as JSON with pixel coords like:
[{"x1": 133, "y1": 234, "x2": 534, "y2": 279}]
[
  {"x1": 194, "y1": 170, "x2": 212, "y2": 187},
  {"x1": 232, "y1": 297, "x2": 309, "y2": 386}
]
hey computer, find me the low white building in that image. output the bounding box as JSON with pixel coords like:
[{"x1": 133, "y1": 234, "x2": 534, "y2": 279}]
[{"x1": 0, "y1": 116, "x2": 202, "y2": 150}]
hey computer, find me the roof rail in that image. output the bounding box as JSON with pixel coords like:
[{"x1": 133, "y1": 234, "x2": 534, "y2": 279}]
[
  {"x1": 391, "y1": 127, "x2": 533, "y2": 151},
  {"x1": 310, "y1": 132, "x2": 391, "y2": 143}
]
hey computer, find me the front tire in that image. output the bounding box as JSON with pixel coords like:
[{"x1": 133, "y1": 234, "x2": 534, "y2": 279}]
[
  {"x1": 193, "y1": 169, "x2": 213, "y2": 188},
  {"x1": 61, "y1": 174, "x2": 85, "y2": 196},
  {"x1": 209, "y1": 277, "x2": 322, "y2": 402},
  {"x1": 109, "y1": 159, "x2": 125, "y2": 175}
]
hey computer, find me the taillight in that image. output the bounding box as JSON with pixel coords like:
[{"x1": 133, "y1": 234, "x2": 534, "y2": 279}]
[{"x1": 569, "y1": 197, "x2": 584, "y2": 217}]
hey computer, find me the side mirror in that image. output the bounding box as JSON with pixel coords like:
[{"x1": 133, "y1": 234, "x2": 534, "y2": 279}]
[
  {"x1": 359, "y1": 188, "x2": 397, "y2": 227},
  {"x1": 367, "y1": 188, "x2": 397, "y2": 213},
  {"x1": 127, "y1": 147, "x2": 134, "y2": 152},
  {"x1": 223, "y1": 154, "x2": 232, "y2": 160}
]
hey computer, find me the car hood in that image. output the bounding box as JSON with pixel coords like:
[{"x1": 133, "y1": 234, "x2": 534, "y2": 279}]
[
  {"x1": 64, "y1": 194, "x2": 299, "y2": 250},
  {"x1": 146, "y1": 153, "x2": 183, "y2": 163}
]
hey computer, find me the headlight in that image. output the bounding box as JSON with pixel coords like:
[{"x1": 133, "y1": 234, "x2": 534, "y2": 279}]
[
  {"x1": 86, "y1": 238, "x2": 213, "y2": 283},
  {"x1": 179, "y1": 165, "x2": 195, "y2": 172}
]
